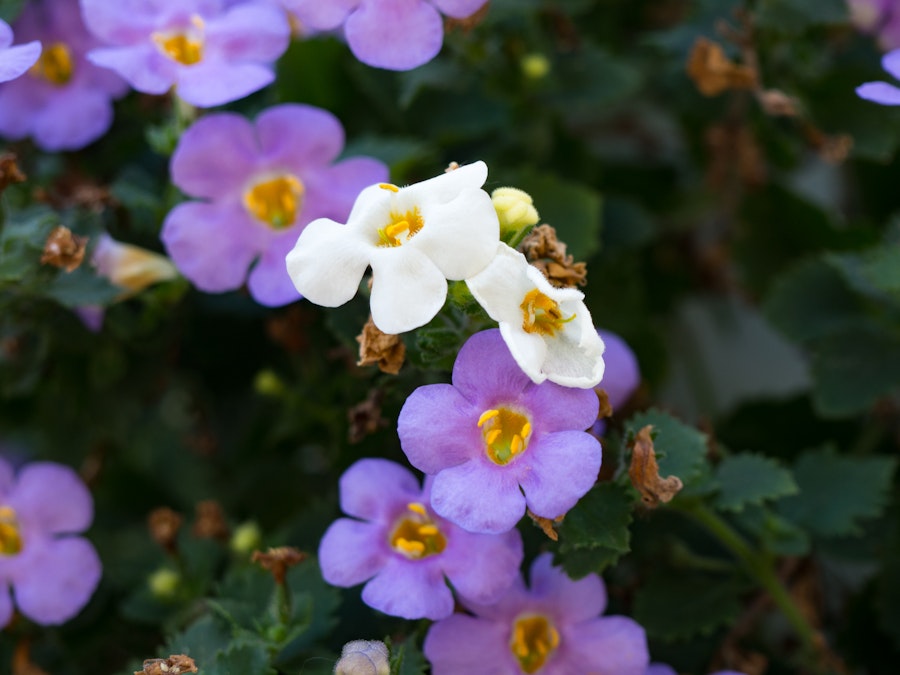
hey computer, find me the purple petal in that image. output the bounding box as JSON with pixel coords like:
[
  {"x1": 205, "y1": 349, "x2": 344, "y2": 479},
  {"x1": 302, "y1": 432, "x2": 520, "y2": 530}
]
[
  {"x1": 246, "y1": 233, "x2": 301, "y2": 307},
  {"x1": 362, "y1": 556, "x2": 453, "y2": 619},
  {"x1": 205, "y1": 2, "x2": 290, "y2": 62},
  {"x1": 79, "y1": 0, "x2": 162, "y2": 44},
  {"x1": 87, "y1": 46, "x2": 176, "y2": 95},
  {"x1": 301, "y1": 156, "x2": 389, "y2": 226},
  {"x1": 430, "y1": 460, "x2": 524, "y2": 534},
  {"x1": 339, "y1": 458, "x2": 422, "y2": 523},
  {"x1": 882, "y1": 48, "x2": 900, "y2": 81},
  {"x1": 452, "y1": 329, "x2": 533, "y2": 405},
  {"x1": 344, "y1": 0, "x2": 443, "y2": 70},
  {"x1": 31, "y1": 87, "x2": 114, "y2": 151},
  {"x1": 424, "y1": 614, "x2": 514, "y2": 674},
  {"x1": 429, "y1": 0, "x2": 489, "y2": 18},
  {"x1": 256, "y1": 104, "x2": 344, "y2": 169},
  {"x1": 318, "y1": 518, "x2": 388, "y2": 587},
  {"x1": 0, "y1": 80, "x2": 45, "y2": 139},
  {"x1": 645, "y1": 665, "x2": 677, "y2": 675},
  {"x1": 857, "y1": 81, "x2": 900, "y2": 105},
  {"x1": 12, "y1": 537, "x2": 101, "y2": 625},
  {"x1": 521, "y1": 381, "x2": 599, "y2": 435},
  {"x1": 176, "y1": 61, "x2": 274, "y2": 107},
  {"x1": 517, "y1": 431, "x2": 601, "y2": 520},
  {"x1": 171, "y1": 113, "x2": 258, "y2": 199},
  {"x1": 596, "y1": 330, "x2": 640, "y2": 411},
  {"x1": 398, "y1": 383, "x2": 481, "y2": 474},
  {"x1": 161, "y1": 202, "x2": 262, "y2": 292},
  {"x1": 440, "y1": 527, "x2": 522, "y2": 605},
  {"x1": 282, "y1": 0, "x2": 360, "y2": 30},
  {"x1": 0, "y1": 19, "x2": 11, "y2": 49},
  {"x1": 0, "y1": 457, "x2": 15, "y2": 496},
  {"x1": 564, "y1": 616, "x2": 649, "y2": 675},
  {"x1": 528, "y1": 553, "x2": 607, "y2": 623},
  {"x1": 0, "y1": 41, "x2": 41, "y2": 83},
  {"x1": 8, "y1": 462, "x2": 93, "y2": 535}
]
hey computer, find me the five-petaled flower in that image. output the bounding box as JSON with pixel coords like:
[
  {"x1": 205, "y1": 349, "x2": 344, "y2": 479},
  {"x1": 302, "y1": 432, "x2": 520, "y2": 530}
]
[
  {"x1": 0, "y1": 458, "x2": 101, "y2": 627},
  {"x1": 424, "y1": 553, "x2": 649, "y2": 675},
  {"x1": 82, "y1": 0, "x2": 290, "y2": 107},
  {"x1": 163, "y1": 104, "x2": 387, "y2": 306},
  {"x1": 318, "y1": 458, "x2": 523, "y2": 620},
  {"x1": 466, "y1": 243, "x2": 606, "y2": 389},
  {"x1": 0, "y1": 18, "x2": 41, "y2": 84},
  {"x1": 398, "y1": 329, "x2": 601, "y2": 534},
  {"x1": 286, "y1": 161, "x2": 500, "y2": 333}
]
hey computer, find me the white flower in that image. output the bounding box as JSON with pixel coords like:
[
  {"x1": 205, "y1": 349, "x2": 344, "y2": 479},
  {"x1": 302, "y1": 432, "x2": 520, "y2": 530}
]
[
  {"x1": 334, "y1": 640, "x2": 390, "y2": 675},
  {"x1": 285, "y1": 161, "x2": 499, "y2": 334},
  {"x1": 466, "y1": 243, "x2": 605, "y2": 388}
]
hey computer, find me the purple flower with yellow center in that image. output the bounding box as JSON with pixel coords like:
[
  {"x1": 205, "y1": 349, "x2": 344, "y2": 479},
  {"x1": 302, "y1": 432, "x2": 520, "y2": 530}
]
[
  {"x1": 284, "y1": 0, "x2": 489, "y2": 70},
  {"x1": 318, "y1": 458, "x2": 523, "y2": 620},
  {"x1": 0, "y1": 19, "x2": 41, "y2": 83},
  {"x1": 0, "y1": 458, "x2": 101, "y2": 626},
  {"x1": 397, "y1": 329, "x2": 601, "y2": 534},
  {"x1": 0, "y1": 0, "x2": 127, "y2": 151},
  {"x1": 592, "y1": 328, "x2": 640, "y2": 437},
  {"x1": 81, "y1": 0, "x2": 290, "y2": 107},
  {"x1": 424, "y1": 553, "x2": 649, "y2": 675},
  {"x1": 161, "y1": 104, "x2": 387, "y2": 306}
]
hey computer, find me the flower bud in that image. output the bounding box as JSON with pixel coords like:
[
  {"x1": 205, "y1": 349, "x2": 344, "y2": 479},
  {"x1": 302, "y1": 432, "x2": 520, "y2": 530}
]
[
  {"x1": 230, "y1": 521, "x2": 262, "y2": 556},
  {"x1": 334, "y1": 640, "x2": 390, "y2": 675},
  {"x1": 491, "y1": 187, "x2": 539, "y2": 238},
  {"x1": 148, "y1": 567, "x2": 181, "y2": 600},
  {"x1": 521, "y1": 53, "x2": 550, "y2": 80}
]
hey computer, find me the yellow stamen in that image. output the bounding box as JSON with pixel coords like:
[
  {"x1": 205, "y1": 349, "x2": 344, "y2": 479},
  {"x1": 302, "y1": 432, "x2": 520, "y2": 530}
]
[
  {"x1": 29, "y1": 42, "x2": 73, "y2": 85},
  {"x1": 478, "y1": 409, "x2": 500, "y2": 427},
  {"x1": 418, "y1": 524, "x2": 439, "y2": 536},
  {"x1": 394, "y1": 538, "x2": 425, "y2": 556},
  {"x1": 479, "y1": 407, "x2": 533, "y2": 465},
  {"x1": 0, "y1": 506, "x2": 22, "y2": 556},
  {"x1": 510, "y1": 434, "x2": 523, "y2": 456},
  {"x1": 485, "y1": 429, "x2": 501, "y2": 446},
  {"x1": 510, "y1": 615, "x2": 560, "y2": 674},
  {"x1": 376, "y1": 208, "x2": 424, "y2": 247},
  {"x1": 520, "y1": 288, "x2": 575, "y2": 337},
  {"x1": 378, "y1": 183, "x2": 399, "y2": 192},
  {"x1": 243, "y1": 175, "x2": 305, "y2": 229},
  {"x1": 406, "y1": 502, "x2": 427, "y2": 516},
  {"x1": 152, "y1": 17, "x2": 205, "y2": 66},
  {"x1": 390, "y1": 503, "x2": 446, "y2": 560}
]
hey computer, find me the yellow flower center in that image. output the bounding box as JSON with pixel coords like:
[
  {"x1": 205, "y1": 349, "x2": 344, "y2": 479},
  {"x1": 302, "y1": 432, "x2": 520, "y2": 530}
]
[
  {"x1": 243, "y1": 175, "x2": 305, "y2": 229},
  {"x1": 478, "y1": 407, "x2": 532, "y2": 465},
  {"x1": 510, "y1": 614, "x2": 560, "y2": 674},
  {"x1": 153, "y1": 16, "x2": 204, "y2": 65},
  {"x1": 29, "y1": 42, "x2": 74, "y2": 85},
  {"x1": 389, "y1": 502, "x2": 447, "y2": 559},
  {"x1": 376, "y1": 183, "x2": 424, "y2": 247},
  {"x1": 0, "y1": 506, "x2": 23, "y2": 556},
  {"x1": 520, "y1": 288, "x2": 575, "y2": 337}
]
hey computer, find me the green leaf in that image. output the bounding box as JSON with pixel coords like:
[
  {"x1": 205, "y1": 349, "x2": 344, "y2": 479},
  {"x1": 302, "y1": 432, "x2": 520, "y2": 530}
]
[
  {"x1": 206, "y1": 643, "x2": 276, "y2": 675},
  {"x1": 391, "y1": 637, "x2": 428, "y2": 675},
  {"x1": 557, "y1": 482, "x2": 633, "y2": 554},
  {"x1": 778, "y1": 447, "x2": 897, "y2": 537},
  {"x1": 713, "y1": 453, "x2": 798, "y2": 512},
  {"x1": 625, "y1": 410, "x2": 708, "y2": 487},
  {"x1": 42, "y1": 265, "x2": 120, "y2": 308},
  {"x1": 829, "y1": 245, "x2": 900, "y2": 302},
  {"x1": 633, "y1": 573, "x2": 746, "y2": 640},
  {"x1": 0, "y1": 207, "x2": 57, "y2": 283},
  {"x1": 734, "y1": 505, "x2": 811, "y2": 556},
  {"x1": 756, "y1": 0, "x2": 847, "y2": 33},
  {"x1": 165, "y1": 615, "x2": 232, "y2": 666},
  {"x1": 554, "y1": 546, "x2": 625, "y2": 580}
]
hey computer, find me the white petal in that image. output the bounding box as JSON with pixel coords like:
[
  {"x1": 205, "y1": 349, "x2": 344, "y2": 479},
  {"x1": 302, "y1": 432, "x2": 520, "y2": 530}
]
[
  {"x1": 369, "y1": 246, "x2": 447, "y2": 333},
  {"x1": 399, "y1": 160, "x2": 487, "y2": 206},
  {"x1": 542, "y1": 310, "x2": 606, "y2": 388},
  {"x1": 499, "y1": 323, "x2": 549, "y2": 383},
  {"x1": 465, "y1": 244, "x2": 534, "y2": 325},
  {"x1": 285, "y1": 218, "x2": 369, "y2": 307}
]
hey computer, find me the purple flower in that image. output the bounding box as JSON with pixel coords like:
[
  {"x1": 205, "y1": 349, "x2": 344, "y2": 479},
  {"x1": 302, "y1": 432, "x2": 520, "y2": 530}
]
[
  {"x1": 592, "y1": 329, "x2": 640, "y2": 437},
  {"x1": 0, "y1": 458, "x2": 101, "y2": 626},
  {"x1": 284, "y1": 0, "x2": 489, "y2": 70},
  {"x1": 646, "y1": 666, "x2": 746, "y2": 675},
  {"x1": 82, "y1": 0, "x2": 290, "y2": 107},
  {"x1": 848, "y1": 0, "x2": 900, "y2": 50},
  {"x1": 161, "y1": 104, "x2": 387, "y2": 306},
  {"x1": 0, "y1": 0, "x2": 127, "y2": 151},
  {"x1": 0, "y1": 19, "x2": 41, "y2": 83},
  {"x1": 857, "y1": 49, "x2": 900, "y2": 104},
  {"x1": 424, "y1": 553, "x2": 649, "y2": 675},
  {"x1": 318, "y1": 458, "x2": 523, "y2": 620},
  {"x1": 397, "y1": 329, "x2": 601, "y2": 534}
]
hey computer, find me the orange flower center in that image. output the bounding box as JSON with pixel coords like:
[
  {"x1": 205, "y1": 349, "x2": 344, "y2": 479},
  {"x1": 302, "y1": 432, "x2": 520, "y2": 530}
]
[
  {"x1": 510, "y1": 614, "x2": 560, "y2": 674},
  {"x1": 243, "y1": 175, "x2": 305, "y2": 229},
  {"x1": 389, "y1": 502, "x2": 446, "y2": 559},
  {"x1": 478, "y1": 407, "x2": 532, "y2": 465},
  {"x1": 153, "y1": 16, "x2": 204, "y2": 66},
  {"x1": 0, "y1": 506, "x2": 23, "y2": 556},
  {"x1": 30, "y1": 42, "x2": 74, "y2": 85},
  {"x1": 375, "y1": 183, "x2": 424, "y2": 247},
  {"x1": 520, "y1": 289, "x2": 575, "y2": 337}
]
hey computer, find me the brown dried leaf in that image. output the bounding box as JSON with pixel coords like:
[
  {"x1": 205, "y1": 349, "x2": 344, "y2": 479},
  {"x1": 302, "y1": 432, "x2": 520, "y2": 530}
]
[
  {"x1": 0, "y1": 153, "x2": 26, "y2": 194},
  {"x1": 40, "y1": 226, "x2": 88, "y2": 272},
  {"x1": 527, "y1": 508, "x2": 563, "y2": 541},
  {"x1": 686, "y1": 37, "x2": 757, "y2": 97},
  {"x1": 357, "y1": 316, "x2": 405, "y2": 375},
  {"x1": 13, "y1": 640, "x2": 49, "y2": 675},
  {"x1": 252, "y1": 546, "x2": 307, "y2": 585},
  {"x1": 628, "y1": 425, "x2": 683, "y2": 507},
  {"x1": 136, "y1": 655, "x2": 198, "y2": 675},
  {"x1": 192, "y1": 500, "x2": 229, "y2": 541}
]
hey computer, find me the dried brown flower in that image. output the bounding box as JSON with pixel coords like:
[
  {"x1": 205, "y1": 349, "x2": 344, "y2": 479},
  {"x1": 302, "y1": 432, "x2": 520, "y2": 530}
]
[
  {"x1": 357, "y1": 315, "x2": 406, "y2": 375},
  {"x1": 148, "y1": 507, "x2": 183, "y2": 554},
  {"x1": 0, "y1": 153, "x2": 26, "y2": 194},
  {"x1": 705, "y1": 124, "x2": 767, "y2": 189},
  {"x1": 40, "y1": 226, "x2": 88, "y2": 272},
  {"x1": 135, "y1": 654, "x2": 198, "y2": 675},
  {"x1": 266, "y1": 305, "x2": 314, "y2": 353},
  {"x1": 192, "y1": 500, "x2": 229, "y2": 541},
  {"x1": 519, "y1": 224, "x2": 587, "y2": 288},
  {"x1": 596, "y1": 389, "x2": 614, "y2": 421},
  {"x1": 348, "y1": 389, "x2": 387, "y2": 444},
  {"x1": 13, "y1": 640, "x2": 49, "y2": 675},
  {"x1": 757, "y1": 88, "x2": 798, "y2": 117},
  {"x1": 252, "y1": 546, "x2": 307, "y2": 585},
  {"x1": 686, "y1": 37, "x2": 757, "y2": 97},
  {"x1": 527, "y1": 508, "x2": 564, "y2": 542},
  {"x1": 628, "y1": 425, "x2": 683, "y2": 507}
]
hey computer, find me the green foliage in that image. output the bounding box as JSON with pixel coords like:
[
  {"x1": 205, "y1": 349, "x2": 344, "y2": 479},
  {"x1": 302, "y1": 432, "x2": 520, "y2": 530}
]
[
  {"x1": 556, "y1": 482, "x2": 634, "y2": 577},
  {"x1": 625, "y1": 410, "x2": 709, "y2": 488},
  {"x1": 713, "y1": 453, "x2": 798, "y2": 513}
]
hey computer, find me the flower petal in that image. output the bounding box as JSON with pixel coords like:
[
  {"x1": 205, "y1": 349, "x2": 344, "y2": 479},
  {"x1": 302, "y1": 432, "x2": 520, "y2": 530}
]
[
  {"x1": 87, "y1": 46, "x2": 175, "y2": 95},
  {"x1": 857, "y1": 81, "x2": 900, "y2": 105},
  {"x1": 0, "y1": 41, "x2": 41, "y2": 83},
  {"x1": 205, "y1": 3, "x2": 290, "y2": 63},
  {"x1": 883, "y1": 48, "x2": 900, "y2": 81},
  {"x1": 424, "y1": 614, "x2": 514, "y2": 675},
  {"x1": 430, "y1": 460, "x2": 525, "y2": 534},
  {"x1": 31, "y1": 87, "x2": 114, "y2": 151},
  {"x1": 339, "y1": 458, "x2": 422, "y2": 523},
  {"x1": 256, "y1": 104, "x2": 345, "y2": 170},
  {"x1": 302, "y1": 157, "x2": 389, "y2": 226},
  {"x1": 564, "y1": 616, "x2": 649, "y2": 675},
  {"x1": 528, "y1": 553, "x2": 607, "y2": 623},
  {"x1": 402, "y1": 161, "x2": 488, "y2": 205},
  {"x1": 369, "y1": 246, "x2": 447, "y2": 334},
  {"x1": 398, "y1": 383, "x2": 480, "y2": 474},
  {"x1": 440, "y1": 527, "x2": 523, "y2": 605},
  {"x1": 429, "y1": 0, "x2": 489, "y2": 18},
  {"x1": 318, "y1": 518, "x2": 388, "y2": 587},
  {"x1": 521, "y1": 381, "x2": 599, "y2": 435},
  {"x1": 246, "y1": 233, "x2": 300, "y2": 307},
  {"x1": 596, "y1": 330, "x2": 640, "y2": 411},
  {"x1": 361, "y1": 557, "x2": 453, "y2": 619},
  {"x1": 282, "y1": 0, "x2": 360, "y2": 30},
  {"x1": 451, "y1": 329, "x2": 533, "y2": 404},
  {"x1": 9, "y1": 462, "x2": 93, "y2": 535},
  {"x1": 176, "y1": 61, "x2": 274, "y2": 107},
  {"x1": 344, "y1": 0, "x2": 443, "y2": 70}
]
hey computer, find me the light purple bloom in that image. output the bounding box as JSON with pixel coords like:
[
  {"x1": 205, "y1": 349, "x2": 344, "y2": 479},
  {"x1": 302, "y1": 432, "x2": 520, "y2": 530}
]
[
  {"x1": 0, "y1": 19, "x2": 41, "y2": 83},
  {"x1": 161, "y1": 104, "x2": 387, "y2": 306},
  {"x1": 285, "y1": 0, "x2": 489, "y2": 70},
  {"x1": 424, "y1": 553, "x2": 649, "y2": 675},
  {"x1": 646, "y1": 665, "x2": 746, "y2": 675},
  {"x1": 0, "y1": 0, "x2": 127, "y2": 151},
  {"x1": 82, "y1": 0, "x2": 290, "y2": 107},
  {"x1": 318, "y1": 458, "x2": 523, "y2": 620},
  {"x1": 397, "y1": 329, "x2": 601, "y2": 534},
  {"x1": 592, "y1": 329, "x2": 640, "y2": 437},
  {"x1": 0, "y1": 458, "x2": 101, "y2": 626},
  {"x1": 848, "y1": 0, "x2": 900, "y2": 50},
  {"x1": 857, "y1": 49, "x2": 900, "y2": 104}
]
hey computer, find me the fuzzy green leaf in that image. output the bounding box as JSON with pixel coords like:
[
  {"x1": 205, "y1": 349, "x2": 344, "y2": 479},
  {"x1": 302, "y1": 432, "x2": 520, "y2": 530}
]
[
  {"x1": 391, "y1": 637, "x2": 428, "y2": 675},
  {"x1": 206, "y1": 643, "x2": 276, "y2": 675},
  {"x1": 557, "y1": 482, "x2": 633, "y2": 554},
  {"x1": 714, "y1": 453, "x2": 798, "y2": 512},
  {"x1": 756, "y1": 0, "x2": 847, "y2": 33},
  {"x1": 625, "y1": 410, "x2": 708, "y2": 487}
]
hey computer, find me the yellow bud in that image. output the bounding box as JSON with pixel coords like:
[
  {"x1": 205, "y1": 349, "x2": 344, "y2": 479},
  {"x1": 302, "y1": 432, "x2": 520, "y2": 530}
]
[
  {"x1": 492, "y1": 187, "x2": 540, "y2": 237},
  {"x1": 254, "y1": 369, "x2": 286, "y2": 397},
  {"x1": 521, "y1": 53, "x2": 550, "y2": 80},
  {"x1": 230, "y1": 521, "x2": 262, "y2": 556},
  {"x1": 148, "y1": 567, "x2": 181, "y2": 599}
]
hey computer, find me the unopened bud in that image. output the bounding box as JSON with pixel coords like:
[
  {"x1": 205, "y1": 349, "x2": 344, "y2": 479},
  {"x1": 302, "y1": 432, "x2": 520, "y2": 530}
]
[
  {"x1": 492, "y1": 187, "x2": 539, "y2": 237},
  {"x1": 148, "y1": 567, "x2": 181, "y2": 599},
  {"x1": 254, "y1": 369, "x2": 286, "y2": 397},
  {"x1": 230, "y1": 521, "x2": 262, "y2": 556},
  {"x1": 334, "y1": 640, "x2": 390, "y2": 675},
  {"x1": 521, "y1": 53, "x2": 550, "y2": 80}
]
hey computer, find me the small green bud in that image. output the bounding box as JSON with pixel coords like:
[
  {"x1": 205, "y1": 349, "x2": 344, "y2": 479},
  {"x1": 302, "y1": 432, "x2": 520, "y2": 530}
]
[
  {"x1": 334, "y1": 640, "x2": 390, "y2": 675},
  {"x1": 492, "y1": 187, "x2": 540, "y2": 238},
  {"x1": 148, "y1": 567, "x2": 181, "y2": 600},
  {"x1": 521, "y1": 53, "x2": 550, "y2": 80},
  {"x1": 254, "y1": 369, "x2": 286, "y2": 398},
  {"x1": 230, "y1": 521, "x2": 262, "y2": 556}
]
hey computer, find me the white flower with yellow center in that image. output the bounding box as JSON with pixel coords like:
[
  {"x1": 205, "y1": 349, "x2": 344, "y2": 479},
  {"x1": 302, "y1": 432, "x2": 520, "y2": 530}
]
[
  {"x1": 285, "y1": 161, "x2": 500, "y2": 334},
  {"x1": 466, "y1": 243, "x2": 605, "y2": 388}
]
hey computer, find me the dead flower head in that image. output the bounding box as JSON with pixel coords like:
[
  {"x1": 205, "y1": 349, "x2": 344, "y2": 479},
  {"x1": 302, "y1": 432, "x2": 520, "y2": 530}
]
[
  {"x1": 192, "y1": 500, "x2": 229, "y2": 541},
  {"x1": 519, "y1": 224, "x2": 587, "y2": 288},
  {"x1": 629, "y1": 425, "x2": 683, "y2": 507},
  {"x1": 135, "y1": 655, "x2": 198, "y2": 675},
  {"x1": 356, "y1": 315, "x2": 405, "y2": 375},
  {"x1": 148, "y1": 507, "x2": 183, "y2": 554},
  {"x1": 687, "y1": 37, "x2": 757, "y2": 97},
  {"x1": 252, "y1": 546, "x2": 307, "y2": 585},
  {"x1": 40, "y1": 226, "x2": 88, "y2": 273}
]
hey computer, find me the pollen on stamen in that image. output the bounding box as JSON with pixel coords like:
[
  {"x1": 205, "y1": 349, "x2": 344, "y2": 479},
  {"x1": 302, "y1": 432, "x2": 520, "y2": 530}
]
[
  {"x1": 510, "y1": 434, "x2": 524, "y2": 456},
  {"x1": 378, "y1": 183, "x2": 400, "y2": 192},
  {"x1": 478, "y1": 409, "x2": 500, "y2": 427},
  {"x1": 418, "y1": 524, "x2": 439, "y2": 536},
  {"x1": 485, "y1": 429, "x2": 502, "y2": 446},
  {"x1": 407, "y1": 502, "x2": 427, "y2": 516}
]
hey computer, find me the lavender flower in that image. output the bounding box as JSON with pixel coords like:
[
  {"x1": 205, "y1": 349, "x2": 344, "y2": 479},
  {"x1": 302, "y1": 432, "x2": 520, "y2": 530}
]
[
  {"x1": 0, "y1": 19, "x2": 40, "y2": 83},
  {"x1": 0, "y1": 458, "x2": 101, "y2": 626},
  {"x1": 162, "y1": 104, "x2": 387, "y2": 307},
  {"x1": 424, "y1": 553, "x2": 649, "y2": 675},
  {"x1": 0, "y1": 0, "x2": 127, "y2": 151},
  {"x1": 593, "y1": 329, "x2": 640, "y2": 437},
  {"x1": 82, "y1": 0, "x2": 290, "y2": 107},
  {"x1": 848, "y1": 0, "x2": 900, "y2": 50},
  {"x1": 857, "y1": 49, "x2": 900, "y2": 104},
  {"x1": 397, "y1": 329, "x2": 601, "y2": 534},
  {"x1": 318, "y1": 458, "x2": 523, "y2": 620},
  {"x1": 284, "y1": 0, "x2": 489, "y2": 70}
]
